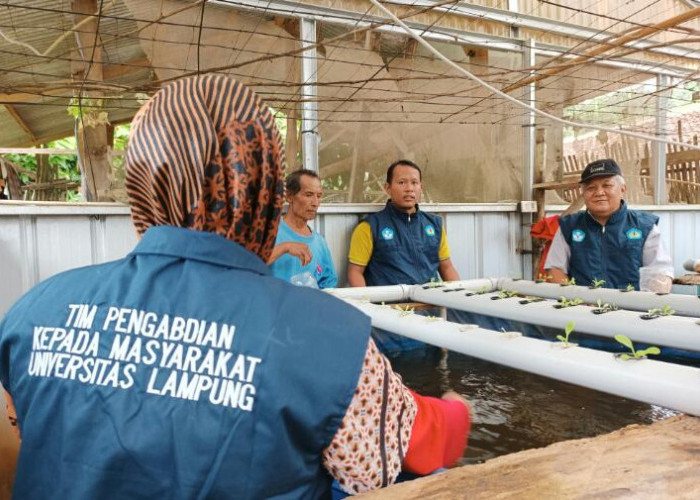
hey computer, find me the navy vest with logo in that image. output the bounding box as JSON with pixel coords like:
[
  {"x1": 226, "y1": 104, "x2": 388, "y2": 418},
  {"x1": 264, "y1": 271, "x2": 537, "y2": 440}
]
[
  {"x1": 0, "y1": 226, "x2": 370, "y2": 499},
  {"x1": 364, "y1": 202, "x2": 443, "y2": 287},
  {"x1": 558, "y1": 201, "x2": 658, "y2": 289}
]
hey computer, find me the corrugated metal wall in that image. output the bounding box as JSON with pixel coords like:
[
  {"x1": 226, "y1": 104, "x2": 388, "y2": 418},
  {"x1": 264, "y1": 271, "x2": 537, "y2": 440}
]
[{"x1": 1, "y1": 203, "x2": 698, "y2": 316}]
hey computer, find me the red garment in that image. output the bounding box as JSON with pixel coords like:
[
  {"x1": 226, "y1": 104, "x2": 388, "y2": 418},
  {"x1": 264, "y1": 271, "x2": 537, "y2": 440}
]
[
  {"x1": 530, "y1": 215, "x2": 561, "y2": 278},
  {"x1": 402, "y1": 390, "x2": 471, "y2": 475}
]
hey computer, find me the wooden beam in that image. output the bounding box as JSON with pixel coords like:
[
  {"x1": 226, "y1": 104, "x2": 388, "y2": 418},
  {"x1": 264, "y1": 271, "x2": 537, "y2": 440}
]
[
  {"x1": 72, "y1": 0, "x2": 113, "y2": 202},
  {"x1": 532, "y1": 128, "x2": 547, "y2": 278},
  {"x1": 532, "y1": 178, "x2": 580, "y2": 190},
  {"x1": 504, "y1": 6, "x2": 700, "y2": 93},
  {"x1": 0, "y1": 93, "x2": 43, "y2": 104},
  {"x1": 0, "y1": 147, "x2": 124, "y2": 156},
  {"x1": 102, "y1": 57, "x2": 152, "y2": 80},
  {"x1": 4, "y1": 105, "x2": 37, "y2": 143}
]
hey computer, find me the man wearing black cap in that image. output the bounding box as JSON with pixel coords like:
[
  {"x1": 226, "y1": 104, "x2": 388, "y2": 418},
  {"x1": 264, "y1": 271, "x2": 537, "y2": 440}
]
[{"x1": 545, "y1": 158, "x2": 674, "y2": 292}]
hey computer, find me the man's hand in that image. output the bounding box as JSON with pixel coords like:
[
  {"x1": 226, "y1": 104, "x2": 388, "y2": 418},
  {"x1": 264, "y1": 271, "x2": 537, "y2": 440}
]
[{"x1": 268, "y1": 242, "x2": 313, "y2": 266}]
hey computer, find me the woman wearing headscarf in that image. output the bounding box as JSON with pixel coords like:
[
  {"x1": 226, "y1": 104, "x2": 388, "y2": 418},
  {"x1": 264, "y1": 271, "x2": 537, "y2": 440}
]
[{"x1": 0, "y1": 75, "x2": 470, "y2": 499}]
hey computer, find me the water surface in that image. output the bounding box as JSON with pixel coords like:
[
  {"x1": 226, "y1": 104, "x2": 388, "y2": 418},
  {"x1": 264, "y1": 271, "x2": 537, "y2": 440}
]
[{"x1": 391, "y1": 352, "x2": 678, "y2": 465}]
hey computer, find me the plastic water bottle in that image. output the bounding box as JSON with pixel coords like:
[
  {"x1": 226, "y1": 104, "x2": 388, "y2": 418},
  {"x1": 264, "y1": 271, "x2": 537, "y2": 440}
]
[{"x1": 290, "y1": 271, "x2": 319, "y2": 289}]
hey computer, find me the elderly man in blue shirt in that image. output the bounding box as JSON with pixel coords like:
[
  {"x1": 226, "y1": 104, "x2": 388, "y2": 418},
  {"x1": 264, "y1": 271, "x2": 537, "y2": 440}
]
[
  {"x1": 268, "y1": 169, "x2": 338, "y2": 288},
  {"x1": 545, "y1": 158, "x2": 674, "y2": 292}
]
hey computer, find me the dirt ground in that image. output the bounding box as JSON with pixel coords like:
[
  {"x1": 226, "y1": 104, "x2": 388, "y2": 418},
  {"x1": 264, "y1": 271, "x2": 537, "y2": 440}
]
[{"x1": 358, "y1": 415, "x2": 700, "y2": 500}]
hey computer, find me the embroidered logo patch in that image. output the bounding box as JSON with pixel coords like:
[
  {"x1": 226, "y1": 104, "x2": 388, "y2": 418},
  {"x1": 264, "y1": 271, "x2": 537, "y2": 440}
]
[
  {"x1": 316, "y1": 264, "x2": 323, "y2": 276},
  {"x1": 572, "y1": 229, "x2": 586, "y2": 243},
  {"x1": 425, "y1": 224, "x2": 436, "y2": 237},
  {"x1": 381, "y1": 227, "x2": 394, "y2": 240},
  {"x1": 626, "y1": 228, "x2": 642, "y2": 240}
]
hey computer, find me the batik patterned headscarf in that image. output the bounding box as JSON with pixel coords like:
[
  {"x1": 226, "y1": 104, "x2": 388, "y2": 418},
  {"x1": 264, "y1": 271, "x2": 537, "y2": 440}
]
[{"x1": 125, "y1": 74, "x2": 285, "y2": 261}]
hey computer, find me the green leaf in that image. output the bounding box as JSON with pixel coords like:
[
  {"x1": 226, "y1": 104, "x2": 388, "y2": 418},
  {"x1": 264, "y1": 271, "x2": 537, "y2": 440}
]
[
  {"x1": 564, "y1": 321, "x2": 575, "y2": 336},
  {"x1": 618, "y1": 353, "x2": 632, "y2": 361},
  {"x1": 556, "y1": 335, "x2": 566, "y2": 342},
  {"x1": 614, "y1": 334, "x2": 634, "y2": 350},
  {"x1": 637, "y1": 347, "x2": 661, "y2": 357}
]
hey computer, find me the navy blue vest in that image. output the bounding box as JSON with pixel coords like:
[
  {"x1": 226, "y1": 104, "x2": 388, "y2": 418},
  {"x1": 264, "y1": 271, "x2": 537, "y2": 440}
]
[
  {"x1": 364, "y1": 202, "x2": 443, "y2": 286},
  {"x1": 558, "y1": 201, "x2": 658, "y2": 289},
  {"x1": 0, "y1": 226, "x2": 370, "y2": 499}
]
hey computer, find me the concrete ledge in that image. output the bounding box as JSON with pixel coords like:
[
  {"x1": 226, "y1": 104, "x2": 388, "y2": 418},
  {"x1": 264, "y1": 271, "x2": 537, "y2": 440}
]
[{"x1": 358, "y1": 415, "x2": 700, "y2": 499}]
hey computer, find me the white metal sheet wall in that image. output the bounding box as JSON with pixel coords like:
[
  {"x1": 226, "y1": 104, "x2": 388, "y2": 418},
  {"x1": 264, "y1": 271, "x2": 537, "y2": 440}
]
[{"x1": 1, "y1": 202, "x2": 698, "y2": 316}]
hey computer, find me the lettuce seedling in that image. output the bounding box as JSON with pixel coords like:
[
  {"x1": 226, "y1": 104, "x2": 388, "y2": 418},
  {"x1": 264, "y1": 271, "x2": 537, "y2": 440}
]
[
  {"x1": 591, "y1": 278, "x2": 606, "y2": 289},
  {"x1": 555, "y1": 297, "x2": 583, "y2": 308},
  {"x1": 556, "y1": 321, "x2": 576, "y2": 347},
  {"x1": 614, "y1": 334, "x2": 660, "y2": 360}
]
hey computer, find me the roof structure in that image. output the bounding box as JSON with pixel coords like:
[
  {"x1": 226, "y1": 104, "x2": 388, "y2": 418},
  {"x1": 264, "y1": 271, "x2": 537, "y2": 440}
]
[{"x1": 2, "y1": 0, "x2": 700, "y2": 202}]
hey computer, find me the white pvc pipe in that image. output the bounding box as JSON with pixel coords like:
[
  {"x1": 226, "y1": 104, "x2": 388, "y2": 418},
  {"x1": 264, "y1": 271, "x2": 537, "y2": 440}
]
[
  {"x1": 327, "y1": 285, "x2": 412, "y2": 303},
  {"x1": 327, "y1": 279, "x2": 496, "y2": 303},
  {"x1": 495, "y1": 278, "x2": 700, "y2": 317},
  {"x1": 344, "y1": 299, "x2": 700, "y2": 417},
  {"x1": 411, "y1": 287, "x2": 700, "y2": 352}
]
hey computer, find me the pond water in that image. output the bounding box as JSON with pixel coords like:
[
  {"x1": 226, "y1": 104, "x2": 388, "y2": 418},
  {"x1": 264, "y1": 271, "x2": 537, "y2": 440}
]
[{"x1": 391, "y1": 351, "x2": 678, "y2": 466}]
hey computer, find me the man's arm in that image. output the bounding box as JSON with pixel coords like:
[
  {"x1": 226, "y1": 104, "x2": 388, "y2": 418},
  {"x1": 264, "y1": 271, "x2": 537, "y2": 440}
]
[
  {"x1": 347, "y1": 263, "x2": 367, "y2": 287},
  {"x1": 544, "y1": 228, "x2": 570, "y2": 283},
  {"x1": 437, "y1": 226, "x2": 459, "y2": 281},
  {"x1": 548, "y1": 268, "x2": 569, "y2": 284},
  {"x1": 438, "y1": 258, "x2": 460, "y2": 282},
  {"x1": 640, "y1": 225, "x2": 674, "y2": 293},
  {"x1": 267, "y1": 242, "x2": 312, "y2": 266},
  {"x1": 317, "y1": 238, "x2": 338, "y2": 289},
  {"x1": 347, "y1": 222, "x2": 373, "y2": 287}
]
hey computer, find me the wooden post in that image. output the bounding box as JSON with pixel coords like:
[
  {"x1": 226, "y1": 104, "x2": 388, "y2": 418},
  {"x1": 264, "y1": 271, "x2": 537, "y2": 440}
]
[
  {"x1": 72, "y1": 0, "x2": 113, "y2": 202},
  {"x1": 532, "y1": 128, "x2": 546, "y2": 278}
]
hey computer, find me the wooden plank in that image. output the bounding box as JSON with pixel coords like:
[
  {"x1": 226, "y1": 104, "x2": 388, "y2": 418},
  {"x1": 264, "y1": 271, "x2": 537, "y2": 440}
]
[
  {"x1": 533, "y1": 178, "x2": 580, "y2": 190},
  {"x1": 72, "y1": 0, "x2": 113, "y2": 202},
  {"x1": 4, "y1": 105, "x2": 37, "y2": 143},
  {"x1": 502, "y1": 7, "x2": 700, "y2": 93},
  {"x1": 532, "y1": 128, "x2": 546, "y2": 278},
  {"x1": 359, "y1": 416, "x2": 700, "y2": 500}
]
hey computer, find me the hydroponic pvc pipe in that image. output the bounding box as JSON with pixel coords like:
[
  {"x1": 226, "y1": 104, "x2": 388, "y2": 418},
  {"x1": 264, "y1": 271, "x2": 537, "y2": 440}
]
[
  {"x1": 327, "y1": 279, "x2": 496, "y2": 303},
  {"x1": 345, "y1": 299, "x2": 700, "y2": 417},
  {"x1": 410, "y1": 286, "x2": 700, "y2": 352},
  {"x1": 495, "y1": 278, "x2": 700, "y2": 317}
]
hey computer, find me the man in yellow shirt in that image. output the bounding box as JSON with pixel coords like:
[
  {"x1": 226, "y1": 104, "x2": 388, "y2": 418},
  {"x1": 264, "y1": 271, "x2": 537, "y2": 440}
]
[{"x1": 347, "y1": 160, "x2": 459, "y2": 288}]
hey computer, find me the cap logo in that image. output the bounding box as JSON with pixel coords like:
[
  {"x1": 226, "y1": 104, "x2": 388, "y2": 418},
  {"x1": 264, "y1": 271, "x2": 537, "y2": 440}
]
[
  {"x1": 626, "y1": 228, "x2": 642, "y2": 240},
  {"x1": 572, "y1": 229, "x2": 586, "y2": 243},
  {"x1": 381, "y1": 227, "x2": 394, "y2": 240},
  {"x1": 425, "y1": 224, "x2": 436, "y2": 237},
  {"x1": 590, "y1": 166, "x2": 605, "y2": 173}
]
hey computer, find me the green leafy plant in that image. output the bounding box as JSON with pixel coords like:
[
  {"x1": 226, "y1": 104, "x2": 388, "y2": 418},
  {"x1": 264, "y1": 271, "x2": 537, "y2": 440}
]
[
  {"x1": 646, "y1": 305, "x2": 675, "y2": 318},
  {"x1": 424, "y1": 315, "x2": 443, "y2": 322},
  {"x1": 591, "y1": 278, "x2": 606, "y2": 289},
  {"x1": 626, "y1": 284, "x2": 635, "y2": 292},
  {"x1": 497, "y1": 289, "x2": 518, "y2": 299},
  {"x1": 561, "y1": 277, "x2": 576, "y2": 286},
  {"x1": 67, "y1": 96, "x2": 110, "y2": 128},
  {"x1": 614, "y1": 334, "x2": 661, "y2": 360},
  {"x1": 555, "y1": 297, "x2": 583, "y2": 308},
  {"x1": 424, "y1": 277, "x2": 444, "y2": 289},
  {"x1": 593, "y1": 299, "x2": 619, "y2": 314},
  {"x1": 466, "y1": 286, "x2": 490, "y2": 296},
  {"x1": 394, "y1": 305, "x2": 415, "y2": 317},
  {"x1": 519, "y1": 295, "x2": 545, "y2": 304},
  {"x1": 556, "y1": 321, "x2": 576, "y2": 347}
]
